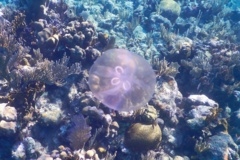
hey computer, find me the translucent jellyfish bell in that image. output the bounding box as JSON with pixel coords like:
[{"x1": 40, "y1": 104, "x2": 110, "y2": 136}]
[{"x1": 88, "y1": 49, "x2": 156, "y2": 112}]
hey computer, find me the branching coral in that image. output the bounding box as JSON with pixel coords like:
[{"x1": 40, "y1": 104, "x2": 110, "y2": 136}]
[
  {"x1": 9, "y1": 48, "x2": 81, "y2": 86},
  {"x1": 11, "y1": 11, "x2": 26, "y2": 37},
  {"x1": 152, "y1": 58, "x2": 179, "y2": 77},
  {"x1": 195, "y1": 138, "x2": 210, "y2": 153},
  {"x1": 32, "y1": 52, "x2": 81, "y2": 86},
  {"x1": 0, "y1": 23, "x2": 20, "y2": 79}
]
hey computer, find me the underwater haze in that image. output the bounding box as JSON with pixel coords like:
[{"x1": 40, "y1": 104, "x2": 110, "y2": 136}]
[{"x1": 0, "y1": 0, "x2": 240, "y2": 159}]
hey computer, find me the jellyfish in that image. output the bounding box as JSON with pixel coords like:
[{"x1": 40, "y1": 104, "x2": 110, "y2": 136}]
[{"x1": 88, "y1": 48, "x2": 156, "y2": 112}]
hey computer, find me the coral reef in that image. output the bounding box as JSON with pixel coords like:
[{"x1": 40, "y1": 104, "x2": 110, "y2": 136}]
[
  {"x1": 0, "y1": 103, "x2": 17, "y2": 135},
  {"x1": 36, "y1": 92, "x2": 64, "y2": 126},
  {"x1": 12, "y1": 137, "x2": 45, "y2": 159},
  {"x1": 150, "y1": 75, "x2": 183, "y2": 125},
  {"x1": 0, "y1": 0, "x2": 240, "y2": 159},
  {"x1": 196, "y1": 132, "x2": 239, "y2": 160}
]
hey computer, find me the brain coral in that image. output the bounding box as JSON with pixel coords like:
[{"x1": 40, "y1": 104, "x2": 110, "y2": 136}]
[
  {"x1": 124, "y1": 123, "x2": 162, "y2": 152},
  {"x1": 88, "y1": 48, "x2": 156, "y2": 112}
]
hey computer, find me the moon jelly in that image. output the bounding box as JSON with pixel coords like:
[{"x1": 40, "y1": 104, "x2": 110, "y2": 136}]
[{"x1": 88, "y1": 49, "x2": 156, "y2": 112}]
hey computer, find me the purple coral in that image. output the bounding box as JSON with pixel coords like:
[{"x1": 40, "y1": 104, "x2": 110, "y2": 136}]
[
  {"x1": 67, "y1": 114, "x2": 91, "y2": 150},
  {"x1": 88, "y1": 49, "x2": 156, "y2": 112}
]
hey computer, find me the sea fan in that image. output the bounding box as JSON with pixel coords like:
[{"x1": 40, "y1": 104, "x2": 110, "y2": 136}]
[{"x1": 67, "y1": 114, "x2": 91, "y2": 150}]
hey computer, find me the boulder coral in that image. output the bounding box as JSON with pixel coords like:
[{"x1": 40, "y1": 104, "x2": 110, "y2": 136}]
[
  {"x1": 124, "y1": 123, "x2": 162, "y2": 152},
  {"x1": 159, "y1": 0, "x2": 181, "y2": 23},
  {"x1": 0, "y1": 103, "x2": 17, "y2": 135}
]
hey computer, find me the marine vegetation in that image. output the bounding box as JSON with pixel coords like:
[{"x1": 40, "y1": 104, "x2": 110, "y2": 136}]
[{"x1": 0, "y1": 0, "x2": 240, "y2": 159}]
